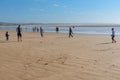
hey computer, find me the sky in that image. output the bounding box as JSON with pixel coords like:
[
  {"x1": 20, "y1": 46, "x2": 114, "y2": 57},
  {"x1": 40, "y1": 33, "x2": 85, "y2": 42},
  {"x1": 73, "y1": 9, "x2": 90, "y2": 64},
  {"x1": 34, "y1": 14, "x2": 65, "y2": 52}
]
[{"x1": 0, "y1": 0, "x2": 120, "y2": 23}]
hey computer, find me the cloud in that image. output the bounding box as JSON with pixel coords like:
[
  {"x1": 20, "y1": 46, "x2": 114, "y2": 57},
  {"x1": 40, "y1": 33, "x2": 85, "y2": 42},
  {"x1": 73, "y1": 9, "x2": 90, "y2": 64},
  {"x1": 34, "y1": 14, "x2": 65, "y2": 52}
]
[
  {"x1": 29, "y1": 8, "x2": 45, "y2": 11},
  {"x1": 53, "y1": 4, "x2": 68, "y2": 9},
  {"x1": 34, "y1": 0, "x2": 47, "y2": 2},
  {"x1": 53, "y1": 4, "x2": 59, "y2": 7},
  {"x1": 63, "y1": 5, "x2": 67, "y2": 8}
]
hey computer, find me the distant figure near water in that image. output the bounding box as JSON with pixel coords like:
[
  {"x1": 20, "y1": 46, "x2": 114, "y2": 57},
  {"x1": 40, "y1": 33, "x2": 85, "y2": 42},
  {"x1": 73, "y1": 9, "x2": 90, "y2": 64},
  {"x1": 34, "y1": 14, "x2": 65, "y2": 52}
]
[
  {"x1": 56, "y1": 27, "x2": 59, "y2": 33},
  {"x1": 37, "y1": 27, "x2": 39, "y2": 32},
  {"x1": 5, "y1": 31, "x2": 9, "y2": 41},
  {"x1": 111, "y1": 28, "x2": 116, "y2": 43},
  {"x1": 69, "y1": 27, "x2": 73, "y2": 38},
  {"x1": 40, "y1": 27, "x2": 44, "y2": 37},
  {"x1": 16, "y1": 25, "x2": 22, "y2": 42}
]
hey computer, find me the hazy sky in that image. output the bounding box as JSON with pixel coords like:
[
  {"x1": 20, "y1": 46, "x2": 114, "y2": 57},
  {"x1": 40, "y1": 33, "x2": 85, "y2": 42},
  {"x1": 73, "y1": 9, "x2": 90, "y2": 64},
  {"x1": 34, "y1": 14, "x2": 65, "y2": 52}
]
[{"x1": 0, "y1": 0, "x2": 120, "y2": 23}]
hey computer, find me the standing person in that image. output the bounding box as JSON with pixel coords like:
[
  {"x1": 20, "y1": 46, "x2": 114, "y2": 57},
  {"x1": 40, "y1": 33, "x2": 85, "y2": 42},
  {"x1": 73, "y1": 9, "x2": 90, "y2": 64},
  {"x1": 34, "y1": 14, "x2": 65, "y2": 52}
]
[
  {"x1": 69, "y1": 27, "x2": 73, "y2": 38},
  {"x1": 5, "y1": 31, "x2": 9, "y2": 41},
  {"x1": 111, "y1": 28, "x2": 116, "y2": 43},
  {"x1": 40, "y1": 27, "x2": 44, "y2": 37},
  {"x1": 56, "y1": 27, "x2": 59, "y2": 33},
  {"x1": 37, "y1": 27, "x2": 39, "y2": 32},
  {"x1": 16, "y1": 25, "x2": 22, "y2": 42}
]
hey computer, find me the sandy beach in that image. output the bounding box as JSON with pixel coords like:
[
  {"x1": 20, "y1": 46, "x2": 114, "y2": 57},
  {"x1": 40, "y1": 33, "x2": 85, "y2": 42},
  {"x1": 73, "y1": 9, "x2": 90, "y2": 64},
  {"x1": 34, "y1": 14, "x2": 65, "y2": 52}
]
[{"x1": 0, "y1": 30, "x2": 120, "y2": 80}]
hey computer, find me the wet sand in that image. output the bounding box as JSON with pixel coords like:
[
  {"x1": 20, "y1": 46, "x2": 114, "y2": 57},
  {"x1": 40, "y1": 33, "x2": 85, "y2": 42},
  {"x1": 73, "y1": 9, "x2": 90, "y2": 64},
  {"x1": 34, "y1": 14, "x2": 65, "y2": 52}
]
[{"x1": 0, "y1": 31, "x2": 120, "y2": 80}]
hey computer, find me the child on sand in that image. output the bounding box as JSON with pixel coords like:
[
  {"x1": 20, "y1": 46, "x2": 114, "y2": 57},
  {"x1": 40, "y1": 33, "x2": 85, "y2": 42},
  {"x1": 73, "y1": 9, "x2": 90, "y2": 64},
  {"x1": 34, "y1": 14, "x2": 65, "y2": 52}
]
[{"x1": 5, "y1": 31, "x2": 9, "y2": 41}]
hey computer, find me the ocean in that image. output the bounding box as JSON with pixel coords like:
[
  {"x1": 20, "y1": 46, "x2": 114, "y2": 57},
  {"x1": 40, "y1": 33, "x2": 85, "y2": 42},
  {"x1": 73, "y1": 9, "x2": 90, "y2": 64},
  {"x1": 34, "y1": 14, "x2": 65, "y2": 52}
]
[{"x1": 0, "y1": 25, "x2": 120, "y2": 35}]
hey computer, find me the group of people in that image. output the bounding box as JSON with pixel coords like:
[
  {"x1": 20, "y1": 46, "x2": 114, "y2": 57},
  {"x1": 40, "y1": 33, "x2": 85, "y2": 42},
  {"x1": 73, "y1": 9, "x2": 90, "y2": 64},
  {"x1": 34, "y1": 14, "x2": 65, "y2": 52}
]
[
  {"x1": 4, "y1": 25, "x2": 117, "y2": 43},
  {"x1": 32, "y1": 26, "x2": 44, "y2": 37},
  {"x1": 32, "y1": 27, "x2": 39, "y2": 32},
  {"x1": 5, "y1": 25, "x2": 45, "y2": 42},
  {"x1": 5, "y1": 25, "x2": 22, "y2": 42},
  {"x1": 55, "y1": 27, "x2": 73, "y2": 38},
  {"x1": 56, "y1": 27, "x2": 73, "y2": 38}
]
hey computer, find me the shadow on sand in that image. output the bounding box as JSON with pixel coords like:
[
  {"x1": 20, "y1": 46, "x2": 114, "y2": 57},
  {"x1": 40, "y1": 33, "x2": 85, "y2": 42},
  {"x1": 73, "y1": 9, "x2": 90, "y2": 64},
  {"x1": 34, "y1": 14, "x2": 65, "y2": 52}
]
[
  {"x1": 96, "y1": 42, "x2": 112, "y2": 45},
  {"x1": 0, "y1": 41, "x2": 17, "y2": 43}
]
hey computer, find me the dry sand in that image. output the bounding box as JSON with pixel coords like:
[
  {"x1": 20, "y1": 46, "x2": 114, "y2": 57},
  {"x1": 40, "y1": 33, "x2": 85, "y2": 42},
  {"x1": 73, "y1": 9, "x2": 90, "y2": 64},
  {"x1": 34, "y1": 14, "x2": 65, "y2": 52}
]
[{"x1": 0, "y1": 31, "x2": 120, "y2": 80}]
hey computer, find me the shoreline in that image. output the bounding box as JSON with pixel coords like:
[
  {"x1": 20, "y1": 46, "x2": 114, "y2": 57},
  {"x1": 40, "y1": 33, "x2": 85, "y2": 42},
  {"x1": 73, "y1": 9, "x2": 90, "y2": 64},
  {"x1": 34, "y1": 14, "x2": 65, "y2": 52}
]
[
  {"x1": 0, "y1": 26, "x2": 118, "y2": 35},
  {"x1": 0, "y1": 30, "x2": 114, "y2": 36}
]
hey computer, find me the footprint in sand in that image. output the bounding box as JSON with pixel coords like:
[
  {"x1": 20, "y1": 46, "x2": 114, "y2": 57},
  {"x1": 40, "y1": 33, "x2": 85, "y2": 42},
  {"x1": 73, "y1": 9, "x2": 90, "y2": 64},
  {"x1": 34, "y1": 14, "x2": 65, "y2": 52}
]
[
  {"x1": 36, "y1": 58, "x2": 49, "y2": 65},
  {"x1": 36, "y1": 58, "x2": 44, "y2": 63},
  {"x1": 56, "y1": 56, "x2": 67, "y2": 64},
  {"x1": 111, "y1": 64, "x2": 116, "y2": 67},
  {"x1": 40, "y1": 41, "x2": 43, "y2": 43},
  {"x1": 81, "y1": 66, "x2": 84, "y2": 69},
  {"x1": 24, "y1": 63, "x2": 32, "y2": 70},
  {"x1": 44, "y1": 63, "x2": 48, "y2": 65}
]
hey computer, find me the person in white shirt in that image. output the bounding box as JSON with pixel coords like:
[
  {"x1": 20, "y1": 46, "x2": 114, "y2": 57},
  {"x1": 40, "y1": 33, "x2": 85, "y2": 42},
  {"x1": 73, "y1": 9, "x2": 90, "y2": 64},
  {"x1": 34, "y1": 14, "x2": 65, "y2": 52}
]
[{"x1": 111, "y1": 28, "x2": 116, "y2": 43}]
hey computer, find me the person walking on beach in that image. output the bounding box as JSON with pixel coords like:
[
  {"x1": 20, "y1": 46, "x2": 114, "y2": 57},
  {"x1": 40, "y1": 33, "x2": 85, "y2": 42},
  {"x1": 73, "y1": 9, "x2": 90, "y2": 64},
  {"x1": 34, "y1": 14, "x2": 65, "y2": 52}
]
[
  {"x1": 69, "y1": 27, "x2": 73, "y2": 38},
  {"x1": 5, "y1": 31, "x2": 9, "y2": 41},
  {"x1": 40, "y1": 27, "x2": 44, "y2": 37},
  {"x1": 111, "y1": 28, "x2": 116, "y2": 43},
  {"x1": 16, "y1": 25, "x2": 22, "y2": 42}
]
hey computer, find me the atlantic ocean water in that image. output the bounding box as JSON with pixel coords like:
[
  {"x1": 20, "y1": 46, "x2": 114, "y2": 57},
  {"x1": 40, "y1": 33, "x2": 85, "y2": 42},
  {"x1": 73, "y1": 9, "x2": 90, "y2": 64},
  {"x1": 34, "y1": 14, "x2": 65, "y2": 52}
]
[{"x1": 0, "y1": 25, "x2": 120, "y2": 35}]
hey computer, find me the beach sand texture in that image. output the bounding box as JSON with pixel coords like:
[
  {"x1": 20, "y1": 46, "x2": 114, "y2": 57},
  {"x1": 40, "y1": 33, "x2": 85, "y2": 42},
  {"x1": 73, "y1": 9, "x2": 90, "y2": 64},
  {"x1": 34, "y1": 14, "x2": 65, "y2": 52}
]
[{"x1": 0, "y1": 31, "x2": 120, "y2": 80}]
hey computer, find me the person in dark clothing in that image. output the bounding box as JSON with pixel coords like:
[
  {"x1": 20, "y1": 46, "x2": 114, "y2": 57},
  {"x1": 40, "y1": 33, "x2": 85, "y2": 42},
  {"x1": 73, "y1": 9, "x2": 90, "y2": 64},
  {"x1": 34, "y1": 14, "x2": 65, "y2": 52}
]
[
  {"x1": 37, "y1": 27, "x2": 39, "y2": 32},
  {"x1": 69, "y1": 27, "x2": 73, "y2": 38},
  {"x1": 111, "y1": 28, "x2": 116, "y2": 43},
  {"x1": 56, "y1": 27, "x2": 59, "y2": 33},
  {"x1": 16, "y1": 25, "x2": 22, "y2": 42},
  {"x1": 32, "y1": 27, "x2": 35, "y2": 32},
  {"x1": 40, "y1": 27, "x2": 44, "y2": 37},
  {"x1": 5, "y1": 31, "x2": 9, "y2": 41}
]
